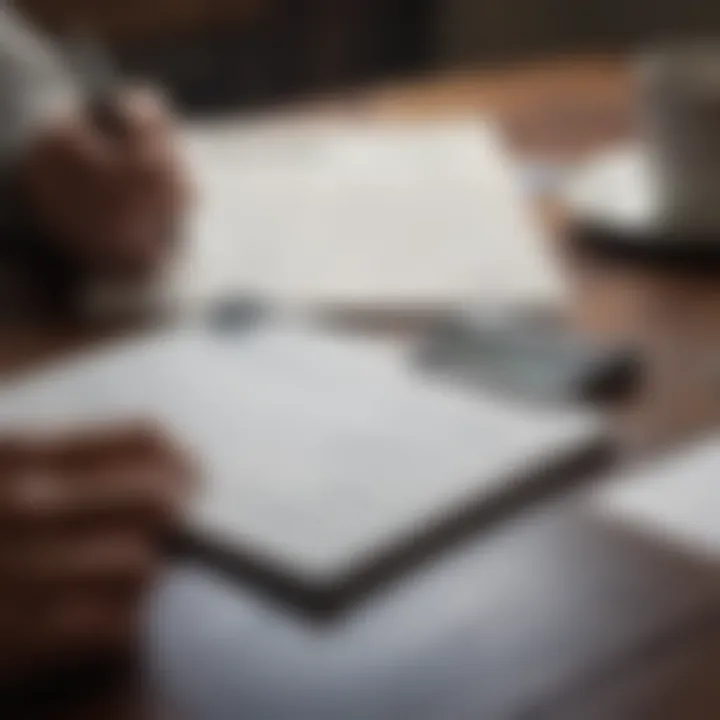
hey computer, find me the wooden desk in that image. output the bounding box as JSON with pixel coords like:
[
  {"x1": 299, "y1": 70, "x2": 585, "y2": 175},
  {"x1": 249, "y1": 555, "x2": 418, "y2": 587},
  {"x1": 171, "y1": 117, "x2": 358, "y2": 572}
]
[{"x1": 5, "y1": 57, "x2": 720, "y2": 720}]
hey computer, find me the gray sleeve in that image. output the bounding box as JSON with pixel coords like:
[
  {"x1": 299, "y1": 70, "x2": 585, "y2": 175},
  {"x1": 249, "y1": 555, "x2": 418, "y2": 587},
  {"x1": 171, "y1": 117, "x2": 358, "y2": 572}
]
[
  {"x1": 0, "y1": 7, "x2": 80, "y2": 164},
  {"x1": 0, "y1": 8, "x2": 83, "y2": 313}
]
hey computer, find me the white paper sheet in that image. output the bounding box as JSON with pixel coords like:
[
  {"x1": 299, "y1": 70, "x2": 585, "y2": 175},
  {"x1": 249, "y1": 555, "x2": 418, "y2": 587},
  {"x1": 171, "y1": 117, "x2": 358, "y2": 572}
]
[
  {"x1": 594, "y1": 437, "x2": 720, "y2": 558},
  {"x1": 171, "y1": 118, "x2": 564, "y2": 308}
]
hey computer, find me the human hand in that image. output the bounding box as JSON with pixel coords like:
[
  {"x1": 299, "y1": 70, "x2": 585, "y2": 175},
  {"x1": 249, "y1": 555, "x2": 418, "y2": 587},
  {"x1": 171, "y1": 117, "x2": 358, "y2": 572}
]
[
  {"x1": 0, "y1": 424, "x2": 194, "y2": 683},
  {"x1": 21, "y1": 87, "x2": 192, "y2": 282}
]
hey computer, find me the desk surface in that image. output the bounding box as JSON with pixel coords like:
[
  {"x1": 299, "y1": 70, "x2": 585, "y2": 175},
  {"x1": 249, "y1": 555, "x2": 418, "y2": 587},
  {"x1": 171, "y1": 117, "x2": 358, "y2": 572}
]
[{"x1": 6, "y1": 56, "x2": 720, "y2": 720}]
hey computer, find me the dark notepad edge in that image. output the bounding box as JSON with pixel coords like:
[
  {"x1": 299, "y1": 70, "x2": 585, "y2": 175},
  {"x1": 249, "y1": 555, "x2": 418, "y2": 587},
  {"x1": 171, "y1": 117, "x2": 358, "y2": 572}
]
[{"x1": 171, "y1": 434, "x2": 618, "y2": 622}]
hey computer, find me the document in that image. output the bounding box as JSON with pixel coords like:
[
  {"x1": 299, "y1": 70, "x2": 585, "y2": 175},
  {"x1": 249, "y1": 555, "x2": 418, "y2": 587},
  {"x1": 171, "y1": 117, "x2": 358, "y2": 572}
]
[{"x1": 173, "y1": 118, "x2": 564, "y2": 309}]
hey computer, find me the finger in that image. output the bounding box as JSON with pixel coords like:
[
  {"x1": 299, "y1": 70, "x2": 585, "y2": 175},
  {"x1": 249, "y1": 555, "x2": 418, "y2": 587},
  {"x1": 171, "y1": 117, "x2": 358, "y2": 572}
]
[
  {"x1": 111, "y1": 86, "x2": 174, "y2": 145},
  {"x1": 80, "y1": 462, "x2": 194, "y2": 525},
  {"x1": 118, "y1": 113, "x2": 188, "y2": 219},
  {"x1": 39, "y1": 421, "x2": 171, "y2": 471},
  {"x1": 25, "y1": 110, "x2": 114, "y2": 186},
  {"x1": 31, "y1": 422, "x2": 192, "y2": 482},
  {"x1": 45, "y1": 591, "x2": 140, "y2": 648},
  {"x1": 11, "y1": 588, "x2": 142, "y2": 667},
  {"x1": 0, "y1": 425, "x2": 148, "y2": 503},
  {"x1": 66, "y1": 423, "x2": 198, "y2": 506},
  {"x1": 0, "y1": 464, "x2": 192, "y2": 535},
  {"x1": 0, "y1": 424, "x2": 196, "y2": 529},
  {"x1": 78, "y1": 422, "x2": 199, "y2": 500},
  {"x1": 0, "y1": 527, "x2": 158, "y2": 588},
  {"x1": 111, "y1": 86, "x2": 182, "y2": 191},
  {"x1": 23, "y1": 112, "x2": 116, "y2": 253},
  {"x1": 123, "y1": 142, "x2": 187, "y2": 215}
]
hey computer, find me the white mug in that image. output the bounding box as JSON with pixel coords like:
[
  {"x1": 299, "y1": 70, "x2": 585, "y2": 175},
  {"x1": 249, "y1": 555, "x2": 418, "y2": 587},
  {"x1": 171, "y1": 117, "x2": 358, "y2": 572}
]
[{"x1": 640, "y1": 41, "x2": 720, "y2": 231}]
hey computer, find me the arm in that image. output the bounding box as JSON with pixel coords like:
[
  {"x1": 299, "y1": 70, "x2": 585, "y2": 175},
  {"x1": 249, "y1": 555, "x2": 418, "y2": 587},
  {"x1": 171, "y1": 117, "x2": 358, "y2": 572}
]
[{"x1": 0, "y1": 7, "x2": 190, "y2": 318}]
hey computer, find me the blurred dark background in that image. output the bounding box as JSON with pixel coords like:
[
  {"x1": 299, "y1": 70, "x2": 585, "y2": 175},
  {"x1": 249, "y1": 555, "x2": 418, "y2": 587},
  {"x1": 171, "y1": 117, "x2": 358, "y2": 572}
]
[{"x1": 17, "y1": 0, "x2": 720, "y2": 113}]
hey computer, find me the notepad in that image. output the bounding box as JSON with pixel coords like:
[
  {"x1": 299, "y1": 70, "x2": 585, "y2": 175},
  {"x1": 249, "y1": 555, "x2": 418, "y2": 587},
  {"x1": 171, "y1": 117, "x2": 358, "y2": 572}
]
[
  {"x1": 170, "y1": 118, "x2": 564, "y2": 309},
  {"x1": 0, "y1": 322, "x2": 608, "y2": 612}
]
